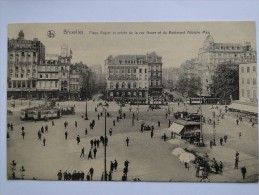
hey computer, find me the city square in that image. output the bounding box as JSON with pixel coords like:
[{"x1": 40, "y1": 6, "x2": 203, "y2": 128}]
[{"x1": 7, "y1": 97, "x2": 258, "y2": 182}]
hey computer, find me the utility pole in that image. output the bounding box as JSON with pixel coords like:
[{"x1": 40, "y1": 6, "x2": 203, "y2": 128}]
[{"x1": 199, "y1": 90, "x2": 204, "y2": 145}]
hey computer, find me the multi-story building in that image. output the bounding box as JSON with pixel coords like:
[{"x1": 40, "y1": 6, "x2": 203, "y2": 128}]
[
  {"x1": 105, "y1": 52, "x2": 163, "y2": 104},
  {"x1": 59, "y1": 45, "x2": 72, "y2": 100},
  {"x1": 239, "y1": 63, "x2": 257, "y2": 103},
  {"x1": 37, "y1": 55, "x2": 60, "y2": 99},
  {"x1": 7, "y1": 30, "x2": 45, "y2": 99},
  {"x1": 69, "y1": 62, "x2": 89, "y2": 100},
  {"x1": 197, "y1": 35, "x2": 257, "y2": 96}
]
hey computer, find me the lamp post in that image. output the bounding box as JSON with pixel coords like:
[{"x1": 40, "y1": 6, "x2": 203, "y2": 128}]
[
  {"x1": 212, "y1": 111, "x2": 216, "y2": 146},
  {"x1": 102, "y1": 102, "x2": 109, "y2": 181},
  {"x1": 199, "y1": 90, "x2": 204, "y2": 145}
]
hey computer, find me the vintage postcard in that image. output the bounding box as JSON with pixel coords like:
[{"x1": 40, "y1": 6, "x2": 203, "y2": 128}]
[{"x1": 7, "y1": 22, "x2": 258, "y2": 182}]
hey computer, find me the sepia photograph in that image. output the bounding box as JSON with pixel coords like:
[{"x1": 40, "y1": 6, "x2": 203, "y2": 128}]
[{"x1": 6, "y1": 22, "x2": 258, "y2": 183}]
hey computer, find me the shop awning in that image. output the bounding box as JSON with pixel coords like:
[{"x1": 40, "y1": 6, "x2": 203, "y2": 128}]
[
  {"x1": 228, "y1": 102, "x2": 258, "y2": 114},
  {"x1": 168, "y1": 123, "x2": 184, "y2": 135}
]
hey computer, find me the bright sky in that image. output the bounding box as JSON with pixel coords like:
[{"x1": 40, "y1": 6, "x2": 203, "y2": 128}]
[{"x1": 8, "y1": 22, "x2": 256, "y2": 68}]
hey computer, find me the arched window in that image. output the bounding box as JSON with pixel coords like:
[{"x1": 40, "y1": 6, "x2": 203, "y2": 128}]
[
  {"x1": 122, "y1": 82, "x2": 125, "y2": 88},
  {"x1": 133, "y1": 82, "x2": 137, "y2": 88}
]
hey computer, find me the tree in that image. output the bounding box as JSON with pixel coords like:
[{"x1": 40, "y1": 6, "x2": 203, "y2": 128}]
[
  {"x1": 211, "y1": 63, "x2": 239, "y2": 100},
  {"x1": 176, "y1": 74, "x2": 201, "y2": 97}
]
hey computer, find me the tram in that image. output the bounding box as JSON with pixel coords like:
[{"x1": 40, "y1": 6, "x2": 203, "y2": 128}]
[{"x1": 32, "y1": 107, "x2": 61, "y2": 120}]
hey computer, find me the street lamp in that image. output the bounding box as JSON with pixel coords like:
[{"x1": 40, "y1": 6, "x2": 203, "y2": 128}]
[
  {"x1": 212, "y1": 111, "x2": 216, "y2": 146},
  {"x1": 199, "y1": 90, "x2": 204, "y2": 145},
  {"x1": 102, "y1": 102, "x2": 109, "y2": 181}
]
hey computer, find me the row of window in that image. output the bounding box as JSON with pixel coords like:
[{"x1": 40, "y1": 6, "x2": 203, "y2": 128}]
[
  {"x1": 241, "y1": 89, "x2": 257, "y2": 99},
  {"x1": 241, "y1": 66, "x2": 256, "y2": 73},
  {"x1": 38, "y1": 81, "x2": 58, "y2": 88},
  {"x1": 241, "y1": 78, "x2": 257, "y2": 85},
  {"x1": 9, "y1": 52, "x2": 37, "y2": 58},
  {"x1": 8, "y1": 80, "x2": 36, "y2": 88},
  {"x1": 11, "y1": 73, "x2": 36, "y2": 78},
  {"x1": 109, "y1": 91, "x2": 147, "y2": 97}
]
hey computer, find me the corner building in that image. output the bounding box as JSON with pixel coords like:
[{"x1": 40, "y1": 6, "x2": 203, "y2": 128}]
[
  {"x1": 7, "y1": 30, "x2": 45, "y2": 99},
  {"x1": 198, "y1": 35, "x2": 256, "y2": 96},
  {"x1": 105, "y1": 52, "x2": 163, "y2": 104}
]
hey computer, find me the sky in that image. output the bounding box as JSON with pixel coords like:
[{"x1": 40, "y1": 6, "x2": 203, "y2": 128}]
[{"x1": 8, "y1": 22, "x2": 256, "y2": 69}]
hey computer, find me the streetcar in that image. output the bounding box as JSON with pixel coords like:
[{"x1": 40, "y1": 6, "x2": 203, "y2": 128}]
[
  {"x1": 33, "y1": 107, "x2": 61, "y2": 120},
  {"x1": 187, "y1": 97, "x2": 223, "y2": 105},
  {"x1": 20, "y1": 107, "x2": 38, "y2": 120}
]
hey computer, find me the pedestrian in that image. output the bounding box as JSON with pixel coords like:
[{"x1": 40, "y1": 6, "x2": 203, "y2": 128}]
[
  {"x1": 21, "y1": 130, "x2": 25, "y2": 140},
  {"x1": 38, "y1": 130, "x2": 41, "y2": 140},
  {"x1": 234, "y1": 158, "x2": 239, "y2": 169},
  {"x1": 52, "y1": 120, "x2": 55, "y2": 126},
  {"x1": 10, "y1": 123, "x2": 13, "y2": 131},
  {"x1": 76, "y1": 135, "x2": 80, "y2": 144},
  {"x1": 85, "y1": 128, "x2": 88, "y2": 135},
  {"x1": 109, "y1": 128, "x2": 112, "y2": 136},
  {"x1": 220, "y1": 137, "x2": 223, "y2": 146},
  {"x1": 89, "y1": 167, "x2": 94, "y2": 180},
  {"x1": 43, "y1": 137, "x2": 46, "y2": 146},
  {"x1": 64, "y1": 122, "x2": 67, "y2": 129},
  {"x1": 65, "y1": 131, "x2": 68, "y2": 139},
  {"x1": 163, "y1": 133, "x2": 167, "y2": 141},
  {"x1": 63, "y1": 170, "x2": 68, "y2": 180},
  {"x1": 124, "y1": 160, "x2": 130, "y2": 168},
  {"x1": 88, "y1": 149, "x2": 93, "y2": 160},
  {"x1": 122, "y1": 173, "x2": 127, "y2": 181},
  {"x1": 114, "y1": 159, "x2": 118, "y2": 171},
  {"x1": 239, "y1": 132, "x2": 242, "y2": 138},
  {"x1": 158, "y1": 121, "x2": 160, "y2": 127},
  {"x1": 41, "y1": 126, "x2": 44, "y2": 133},
  {"x1": 224, "y1": 135, "x2": 227, "y2": 143},
  {"x1": 93, "y1": 147, "x2": 97, "y2": 159},
  {"x1": 45, "y1": 125, "x2": 48, "y2": 133},
  {"x1": 123, "y1": 166, "x2": 128, "y2": 176},
  {"x1": 80, "y1": 147, "x2": 85, "y2": 158},
  {"x1": 166, "y1": 113, "x2": 168, "y2": 119},
  {"x1": 7, "y1": 123, "x2": 10, "y2": 130},
  {"x1": 110, "y1": 161, "x2": 114, "y2": 172},
  {"x1": 219, "y1": 161, "x2": 223, "y2": 174},
  {"x1": 96, "y1": 139, "x2": 100, "y2": 148},
  {"x1": 113, "y1": 120, "x2": 116, "y2": 126},
  {"x1": 97, "y1": 114, "x2": 100, "y2": 120},
  {"x1": 236, "y1": 119, "x2": 239, "y2": 125},
  {"x1": 241, "y1": 167, "x2": 247, "y2": 180},
  {"x1": 57, "y1": 170, "x2": 62, "y2": 180},
  {"x1": 123, "y1": 113, "x2": 126, "y2": 119},
  {"x1": 94, "y1": 139, "x2": 97, "y2": 147},
  {"x1": 210, "y1": 140, "x2": 213, "y2": 149},
  {"x1": 151, "y1": 130, "x2": 154, "y2": 138},
  {"x1": 108, "y1": 171, "x2": 112, "y2": 181},
  {"x1": 126, "y1": 137, "x2": 129, "y2": 146},
  {"x1": 75, "y1": 121, "x2": 77, "y2": 128},
  {"x1": 168, "y1": 119, "x2": 171, "y2": 127},
  {"x1": 100, "y1": 112, "x2": 103, "y2": 117},
  {"x1": 236, "y1": 151, "x2": 240, "y2": 159}
]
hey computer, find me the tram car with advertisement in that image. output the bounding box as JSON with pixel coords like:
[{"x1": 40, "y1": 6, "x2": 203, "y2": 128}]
[{"x1": 33, "y1": 107, "x2": 61, "y2": 120}]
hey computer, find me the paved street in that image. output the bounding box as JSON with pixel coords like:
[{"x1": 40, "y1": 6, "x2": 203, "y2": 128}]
[{"x1": 7, "y1": 100, "x2": 258, "y2": 182}]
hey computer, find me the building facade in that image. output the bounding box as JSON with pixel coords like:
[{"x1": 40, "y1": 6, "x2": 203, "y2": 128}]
[
  {"x1": 197, "y1": 35, "x2": 257, "y2": 96},
  {"x1": 239, "y1": 63, "x2": 257, "y2": 103},
  {"x1": 7, "y1": 30, "x2": 45, "y2": 99},
  {"x1": 105, "y1": 52, "x2": 163, "y2": 104},
  {"x1": 37, "y1": 58, "x2": 60, "y2": 99}
]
